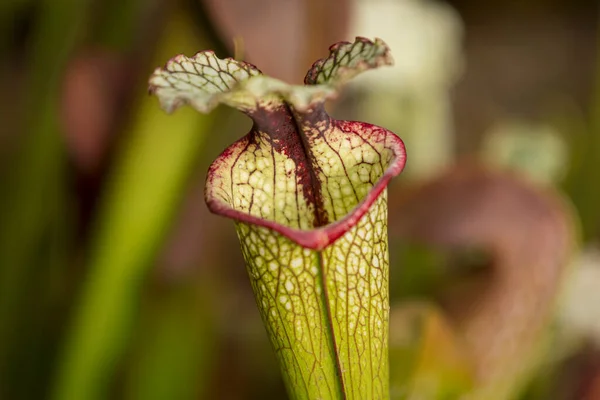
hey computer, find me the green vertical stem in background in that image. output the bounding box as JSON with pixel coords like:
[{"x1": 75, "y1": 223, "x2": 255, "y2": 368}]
[
  {"x1": 588, "y1": 12, "x2": 600, "y2": 239},
  {"x1": 92, "y1": 0, "x2": 142, "y2": 50},
  {"x1": 0, "y1": 0, "x2": 91, "y2": 388},
  {"x1": 566, "y1": 11, "x2": 600, "y2": 241},
  {"x1": 51, "y1": 12, "x2": 214, "y2": 400},
  {"x1": 124, "y1": 283, "x2": 217, "y2": 400}
]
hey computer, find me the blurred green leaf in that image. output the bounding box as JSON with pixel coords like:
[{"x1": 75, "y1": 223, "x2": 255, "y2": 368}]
[
  {"x1": 0, "y1": 0, "x2": 92, "y2": 394},
  {"x1": 124, "y1": 283, "x2": 217, "y2": 400},
  {"x1": 564, "y1": 14, "x2": 600, "y2": 241},
  {"x1": 51, "y1": 12, "x2": 216, "y2": 400},
  {"x1": 389, "y1": 302, "x2": 474, "y2": 400}
]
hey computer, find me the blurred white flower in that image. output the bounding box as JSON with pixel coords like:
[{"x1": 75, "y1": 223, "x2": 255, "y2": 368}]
[
  {"x1": 350, "y1": 0, "x2": 464, "y2": 90},
  {"x1": 346, "y1": 0, "x2": 464, "y2": 180},
  {"x1": 559, "y1": 247, "x2": 600, "y2": 345}
]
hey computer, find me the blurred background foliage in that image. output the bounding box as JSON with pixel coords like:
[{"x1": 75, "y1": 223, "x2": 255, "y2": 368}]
[{"x1": 0, "y1": 0, "x2": 599, "y2": 399}]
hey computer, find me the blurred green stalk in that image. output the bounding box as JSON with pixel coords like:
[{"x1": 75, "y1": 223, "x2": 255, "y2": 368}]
[
  {"x1": 0, "y1": 0, "x2": 91, "y2": 388},
  {"x1": 589, "y1": 11, "x2": 600, "y2": 238},
  {"x1": 566, "y1": 11, "x2": 600, "y2": 240},
  {"x1": 124, "y1": 284, "x2": 217, "y2": 400},
  {"x1": 51, "y1": 13, "x2": 215, "y2": 400}
]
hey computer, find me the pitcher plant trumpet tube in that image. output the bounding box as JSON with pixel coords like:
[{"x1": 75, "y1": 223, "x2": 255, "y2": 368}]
[{"x1": 149, "y1": 37, "x2": 406, "y2": 399}]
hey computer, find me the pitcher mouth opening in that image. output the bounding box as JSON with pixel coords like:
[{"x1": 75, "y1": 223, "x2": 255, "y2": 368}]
[{"x1": 205, "y1": 123, "x2": 406, "y2": 251}]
